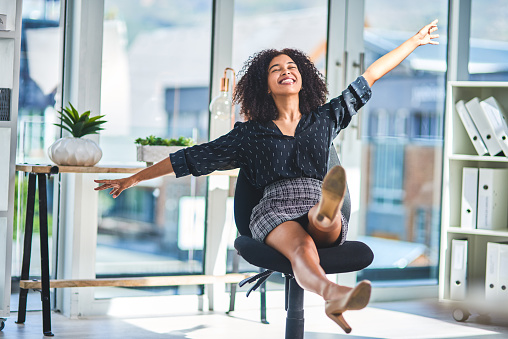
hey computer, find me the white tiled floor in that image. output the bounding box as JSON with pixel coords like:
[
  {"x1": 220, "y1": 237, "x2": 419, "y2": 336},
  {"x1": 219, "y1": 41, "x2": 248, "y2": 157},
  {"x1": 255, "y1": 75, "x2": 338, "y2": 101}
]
[{"x1": 2, "y1": 294, "x2": 508, "y2": 339}]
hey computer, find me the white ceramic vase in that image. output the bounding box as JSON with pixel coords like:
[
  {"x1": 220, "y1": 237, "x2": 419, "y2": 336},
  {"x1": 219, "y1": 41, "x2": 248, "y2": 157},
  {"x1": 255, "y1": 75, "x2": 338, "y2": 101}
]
[{"x1": 48, "y1": 137, "x2": 102, "y2": 166}]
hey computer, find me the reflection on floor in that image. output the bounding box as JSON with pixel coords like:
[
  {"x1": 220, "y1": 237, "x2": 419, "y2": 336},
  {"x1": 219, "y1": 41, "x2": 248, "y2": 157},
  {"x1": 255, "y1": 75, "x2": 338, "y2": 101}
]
[{"x1": 2, "y1": 293, "x2": 508, "y2": 339}]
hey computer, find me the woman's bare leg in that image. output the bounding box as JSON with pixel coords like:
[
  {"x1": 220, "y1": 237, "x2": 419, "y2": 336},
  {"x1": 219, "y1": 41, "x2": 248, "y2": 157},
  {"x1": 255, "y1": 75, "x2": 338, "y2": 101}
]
[
  {"x1": 265, "y1": 221, "x2": 351, "y2": 301},
  {"x1": 265, "y1": 166, "x2": 371, "y2": 332},
  {"x1": 265, "y1": 216, "x2": 370, "y2": 333},
  {"x1": 307, "y1": 204, "x2": 343, "y2": 248}
]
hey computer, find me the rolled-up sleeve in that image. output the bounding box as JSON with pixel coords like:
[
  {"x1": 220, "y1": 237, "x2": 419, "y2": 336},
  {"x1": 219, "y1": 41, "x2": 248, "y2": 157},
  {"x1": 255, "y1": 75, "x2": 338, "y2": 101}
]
[
  {"x1": 325, "y1": 75, "x2": 372, "y2": 134},
  {"x1": 170, "y1": 123, "x2": 244, "y2": 178}
]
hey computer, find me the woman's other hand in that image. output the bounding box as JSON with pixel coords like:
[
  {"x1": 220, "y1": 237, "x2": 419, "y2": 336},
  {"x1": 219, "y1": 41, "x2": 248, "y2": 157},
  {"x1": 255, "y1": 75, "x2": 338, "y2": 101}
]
[
  {"x1": 94, "y1": 177, "x2": 138, "y2": 198},
  {"x1": 415, "y1": 19, "x2": 439, "y2": 46},
  {"x1": 94, "y1": 157, "x2": 175, "y2": 198}
]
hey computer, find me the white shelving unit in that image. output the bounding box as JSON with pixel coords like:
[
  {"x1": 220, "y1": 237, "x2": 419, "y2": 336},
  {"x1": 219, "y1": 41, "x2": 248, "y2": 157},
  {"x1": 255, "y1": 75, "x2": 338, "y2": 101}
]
[
  {"x1": 439, "y1": 81, "x2": 508, "y2": 320},
  {"x1": 0, "y1": 0, "x2": 21, "y2": 331}
]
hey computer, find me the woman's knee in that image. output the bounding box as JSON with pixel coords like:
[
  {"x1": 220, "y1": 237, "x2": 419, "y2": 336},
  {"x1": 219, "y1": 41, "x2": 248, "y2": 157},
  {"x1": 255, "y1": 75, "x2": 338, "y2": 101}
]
[{"x1": 292, "y1": 236, "x2": 318, "y2": 259}]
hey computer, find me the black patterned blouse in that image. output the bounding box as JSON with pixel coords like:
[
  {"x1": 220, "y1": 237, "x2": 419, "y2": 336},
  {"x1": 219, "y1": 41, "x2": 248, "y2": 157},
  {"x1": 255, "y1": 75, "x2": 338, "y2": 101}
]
[{"x1": 170, "y1": 76, "x2": 372, "y2": 190}]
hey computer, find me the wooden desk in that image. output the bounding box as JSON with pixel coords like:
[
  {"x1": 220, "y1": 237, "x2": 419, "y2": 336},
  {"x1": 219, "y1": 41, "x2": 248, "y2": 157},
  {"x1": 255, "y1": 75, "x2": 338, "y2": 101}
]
[
  {"x1": 15, "y1": 164, "x2": 243, "y2": 336},
  {"x1": 15, "y1": 163, "x2": 239, "y2": 175}
]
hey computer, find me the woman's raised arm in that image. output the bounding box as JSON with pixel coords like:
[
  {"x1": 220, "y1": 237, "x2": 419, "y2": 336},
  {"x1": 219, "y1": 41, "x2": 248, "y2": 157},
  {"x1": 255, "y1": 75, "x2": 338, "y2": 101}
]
[{"x1": 362, "y1": 19, "x2": 439, "y2": 87}]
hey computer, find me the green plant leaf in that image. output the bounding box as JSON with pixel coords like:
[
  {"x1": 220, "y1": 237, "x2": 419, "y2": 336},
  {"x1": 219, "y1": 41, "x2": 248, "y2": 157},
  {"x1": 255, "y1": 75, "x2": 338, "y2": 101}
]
[
  {"x1": 68, "y1": 103, "x2": 80, "y2": 121},
  {"x1": 53, "y1": 123, "x2": 74, "y2": 135},
  {"x1": 72, "y1": 121, "x2": 85, "y2": 137},
  {"x1": 81, "y1": 126, "x2": 105, "y2": 135},
  {"x1": 77, "y1": 111, "x2": 91, "y2": 123},
  {"x1": 134, "y1": 135, "x2": 195, "y2": 146},
  {"x1": 59, "y1": 108, "x2": 74, "y2": 123},
  {"x1": 89, "y1": 115, "x2": 106, "y2": 123},
  {"x1": 55, "y1": 103, "x2": 107, "y2": 137},
  {"x1": 60, "y1": 115, "x2": 75, "y2": 129}
]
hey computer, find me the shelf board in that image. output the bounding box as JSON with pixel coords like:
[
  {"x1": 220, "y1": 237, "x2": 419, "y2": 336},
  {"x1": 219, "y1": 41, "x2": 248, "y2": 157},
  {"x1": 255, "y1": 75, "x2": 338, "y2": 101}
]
[
  {"x1": 0, "y1": 31, "x2": 15, "y2": 39},
  {"x1": 449, "y1": 81, "x2": 508, "y2": 88},
  {"x1": 448, "y1": 154, "x2": 508, "y2": 163},
  {"x1": 0, "y1": 121, "x2": 15, "y2": 128},
  {"x1": 447, "y1": 227, "x2": 508, "y2": 237}
]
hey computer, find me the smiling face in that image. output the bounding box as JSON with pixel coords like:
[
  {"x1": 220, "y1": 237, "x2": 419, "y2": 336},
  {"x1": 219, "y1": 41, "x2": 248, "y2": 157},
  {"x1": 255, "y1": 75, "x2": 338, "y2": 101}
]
[{"x1": 267, "y1": 54, "x2": 302, "y2": 97}]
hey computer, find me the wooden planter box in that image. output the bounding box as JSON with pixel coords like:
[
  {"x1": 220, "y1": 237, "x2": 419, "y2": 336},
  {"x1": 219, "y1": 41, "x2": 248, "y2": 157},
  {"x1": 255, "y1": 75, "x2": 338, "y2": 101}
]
[{"x1": 136, "y1": 145, "x2": 184, "y2": 165}]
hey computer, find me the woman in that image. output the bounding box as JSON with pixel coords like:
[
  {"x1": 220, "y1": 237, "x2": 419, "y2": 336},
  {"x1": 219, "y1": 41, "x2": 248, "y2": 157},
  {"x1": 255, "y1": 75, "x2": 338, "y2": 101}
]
[{"x1": 95, "y1": 19, "x2": 439, "y2": 333}]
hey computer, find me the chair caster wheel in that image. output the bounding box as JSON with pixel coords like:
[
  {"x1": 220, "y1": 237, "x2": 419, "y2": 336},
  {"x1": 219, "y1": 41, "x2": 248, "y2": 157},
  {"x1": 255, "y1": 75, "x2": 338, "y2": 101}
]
[
  {"x1": 0, "y1": 318, "x2": 5, "y2": 331},
  {"x1": 452, "y1": 308, "x2": 470, "y2": 322}
]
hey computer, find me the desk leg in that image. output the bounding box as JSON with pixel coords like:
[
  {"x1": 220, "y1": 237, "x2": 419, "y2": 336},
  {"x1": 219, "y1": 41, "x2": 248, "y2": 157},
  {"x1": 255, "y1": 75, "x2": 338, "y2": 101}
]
[
  {"x1": 16, "y1": 173, "x2": 36, "y2": 325},
  {"x1": 38, "y1": 174, "x2": 54, "y2": 336}
]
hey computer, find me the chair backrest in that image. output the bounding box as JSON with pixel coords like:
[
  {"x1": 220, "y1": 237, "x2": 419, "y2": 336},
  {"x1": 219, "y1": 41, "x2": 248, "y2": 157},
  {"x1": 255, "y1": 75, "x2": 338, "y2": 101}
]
[{"x1": 234, "y1": 146, "x2": 350, "y2": 237}]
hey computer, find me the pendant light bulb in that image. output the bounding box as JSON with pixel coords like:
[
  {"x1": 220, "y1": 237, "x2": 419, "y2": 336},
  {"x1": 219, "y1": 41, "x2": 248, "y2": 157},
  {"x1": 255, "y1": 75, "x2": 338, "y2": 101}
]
[{"x1": 210, "y1": 77, "x2": 231, "y2": 121}]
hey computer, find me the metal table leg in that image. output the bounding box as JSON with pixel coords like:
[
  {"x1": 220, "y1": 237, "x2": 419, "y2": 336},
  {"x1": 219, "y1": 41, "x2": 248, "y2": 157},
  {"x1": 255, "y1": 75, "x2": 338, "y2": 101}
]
[
  {"x1": 16, "y1": 173, "x2": 36, "y2": 325},
  {"x1": 15, "y1": 173, "x2": 54, "y2": 336},
  {"x1": 38, "y1": 174, "x2": 53, "y2": 336}
]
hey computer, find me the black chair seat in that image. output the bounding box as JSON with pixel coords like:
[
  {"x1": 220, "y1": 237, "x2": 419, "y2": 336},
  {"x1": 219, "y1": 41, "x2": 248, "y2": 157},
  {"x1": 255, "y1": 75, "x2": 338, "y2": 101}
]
[{"x1": 235, "y1": 236, "x2": 373, "y2": 275}]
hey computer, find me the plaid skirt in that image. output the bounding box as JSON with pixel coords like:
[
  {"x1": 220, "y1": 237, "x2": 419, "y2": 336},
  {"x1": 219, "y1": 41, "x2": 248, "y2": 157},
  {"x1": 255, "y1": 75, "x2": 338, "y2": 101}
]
[{"x1": 249, "y1": 177, "x2": 348, "y2": 245}]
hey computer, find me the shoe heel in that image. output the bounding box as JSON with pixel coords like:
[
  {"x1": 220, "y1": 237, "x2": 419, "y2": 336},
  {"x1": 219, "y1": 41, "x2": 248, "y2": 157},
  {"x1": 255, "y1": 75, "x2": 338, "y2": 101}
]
[{"x1": 331, "y1": 313, "x2": 352, "y2": 334}]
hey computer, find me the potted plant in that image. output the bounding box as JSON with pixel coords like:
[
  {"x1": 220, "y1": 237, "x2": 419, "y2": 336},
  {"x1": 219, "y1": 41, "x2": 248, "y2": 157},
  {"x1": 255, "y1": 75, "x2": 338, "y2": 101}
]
[
  {"x1": 135, "y1": 135, "x2": 195, "y2": 165},
  {"x1": 48, "y1": 103, "x2": 106, "y2": 166}
]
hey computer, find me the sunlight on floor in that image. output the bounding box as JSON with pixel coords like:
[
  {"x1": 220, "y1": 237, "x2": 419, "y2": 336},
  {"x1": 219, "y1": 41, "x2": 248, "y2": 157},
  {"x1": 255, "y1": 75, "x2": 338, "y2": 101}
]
[{"x1": 120, "y1": 305, "x2": 499, "y2": 339}]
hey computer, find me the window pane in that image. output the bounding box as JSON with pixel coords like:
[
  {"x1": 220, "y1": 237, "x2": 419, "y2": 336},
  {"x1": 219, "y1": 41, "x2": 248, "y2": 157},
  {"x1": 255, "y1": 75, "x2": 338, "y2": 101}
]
[
  {"x1": 360, "y1": 0, "x2": 448, "y2": 284},
  {"x1": 228, "y1": 0, "x2": 328, "y2": 288},
  {"x1": 11, "y1": 0, "x2": 62, "y2": 311},
  {"x1": 468, "y1": 0, "x2": 508, "y2": 81},
  {"x1": 232, "y1": 0, "x2": 328, "y2": 75},
  {"x1": 97, "y1": 0, "x2": 212, "y2": 298}
]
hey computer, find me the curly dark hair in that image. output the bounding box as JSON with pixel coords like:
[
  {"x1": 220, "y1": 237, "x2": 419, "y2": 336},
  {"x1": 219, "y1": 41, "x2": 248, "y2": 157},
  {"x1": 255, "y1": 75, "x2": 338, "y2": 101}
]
[{"x1": 233, "y1": 48, "x2": 328, "y2": 123}]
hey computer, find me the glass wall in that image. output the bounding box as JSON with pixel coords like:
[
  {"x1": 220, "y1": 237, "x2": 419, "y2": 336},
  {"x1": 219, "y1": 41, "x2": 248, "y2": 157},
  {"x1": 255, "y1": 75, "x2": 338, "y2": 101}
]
[
  {"x1": 96, "y1": 0, "x2": 213, "y2": 298},
  {"x1": 232, "y1": 0, "x2": 328, "y2": 74},
  {"x1": 468, "y1": 0, "x2": 508, "y2": 81},
  {"x1": 12, "y1": 0, "x2": 62, "y2": 311},
  {"x1": 359, "y1": 0, "x2": 448, "y2": 284},
  {"x1": 12, "y1": 1, "x2": 477, "y2": 308}
]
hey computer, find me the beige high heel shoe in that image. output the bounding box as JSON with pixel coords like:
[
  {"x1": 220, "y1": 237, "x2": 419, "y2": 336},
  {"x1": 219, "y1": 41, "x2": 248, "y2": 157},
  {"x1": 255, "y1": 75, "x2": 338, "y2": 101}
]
[
  {"x1": 317, "y1": 166, "x2": 347, "y2": 224},
  {"x1": 325, "y1": 280, "x2": 372, "y2": 333}
]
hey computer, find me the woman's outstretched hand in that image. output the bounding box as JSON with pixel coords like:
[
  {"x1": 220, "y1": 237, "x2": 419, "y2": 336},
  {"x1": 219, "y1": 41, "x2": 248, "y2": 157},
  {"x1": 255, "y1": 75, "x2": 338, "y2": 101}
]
[
  {"x1": 415, "y1": 19, "x2": 439, "y2": 46},
  {"x1": 94, "y1": 177, "x2": 137, "y2": 198},
  {"x1": 362, "y1": 19, "x2": 439, "y2": 87},
  {"x1": 93, "y1": 157, "x2": 175, "y2": 198}
]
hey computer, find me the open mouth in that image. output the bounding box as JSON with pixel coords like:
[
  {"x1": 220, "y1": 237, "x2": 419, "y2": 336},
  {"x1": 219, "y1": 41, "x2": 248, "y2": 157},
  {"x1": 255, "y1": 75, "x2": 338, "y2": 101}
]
[{"x1": 279, "y1": 78, "x2": 296, "y2": 84}]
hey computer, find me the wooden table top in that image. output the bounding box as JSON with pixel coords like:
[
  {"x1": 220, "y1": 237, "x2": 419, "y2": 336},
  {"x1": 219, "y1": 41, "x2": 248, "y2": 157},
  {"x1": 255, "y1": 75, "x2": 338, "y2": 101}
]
[{"x1": 15, "y1": 164, "x2": 239, "y2": 176}]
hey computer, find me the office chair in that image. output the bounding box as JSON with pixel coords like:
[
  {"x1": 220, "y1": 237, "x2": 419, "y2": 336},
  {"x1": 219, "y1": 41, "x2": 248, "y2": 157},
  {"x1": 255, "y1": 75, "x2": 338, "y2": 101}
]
[{"x1": 232, "y1": 146, "x2": 374, "y2": 339}]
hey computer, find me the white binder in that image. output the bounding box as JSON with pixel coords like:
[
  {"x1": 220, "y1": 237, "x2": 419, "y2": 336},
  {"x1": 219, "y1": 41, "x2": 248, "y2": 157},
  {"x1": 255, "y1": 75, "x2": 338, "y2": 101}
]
[
  {"x1": 450, "y1": 239, "x2": 468, "y2": 300},
  {"x1": 486, "y1": 242, "x2": 499, "y2": 301},
  {"x1": 461, "y1": 167, "x2": 478, "y2": 229},
  {"x1": 477, "y1": 168, "x2": 508, "y2": 230},
  {"x1": 480, "y1": 96, "x2": 508, "y2": 157},
  {"x1": 456, "y1": 100, "x2": 489, "y2": 156},
  {"x1": 485, "y1": 242, "x2": 508, "y2": 302},
  {"x1": 465, "y1": 97, "x2": 503, "y2": 156},
  {"x1": 498, "y1": 243, "x2": 508, "y2": 302}
]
